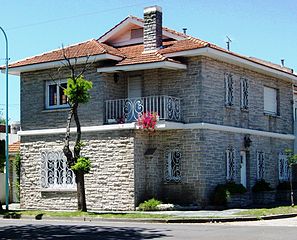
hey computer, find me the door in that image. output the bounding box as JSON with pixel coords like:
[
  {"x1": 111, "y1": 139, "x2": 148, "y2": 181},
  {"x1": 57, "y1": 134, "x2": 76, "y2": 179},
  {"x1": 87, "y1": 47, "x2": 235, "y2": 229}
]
[
  {"x1": 126, "y1": 76, "x2": 142, "y2": 121},
  {"x1": 240, "y1": 151, "x2": 247, "y2": 188}
]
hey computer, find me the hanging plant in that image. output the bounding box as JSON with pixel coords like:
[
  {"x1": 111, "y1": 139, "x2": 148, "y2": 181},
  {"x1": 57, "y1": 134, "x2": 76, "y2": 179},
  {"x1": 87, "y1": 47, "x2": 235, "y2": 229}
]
[{"x1": 137, "y1": 112, "x2": 159, "y2": 132}]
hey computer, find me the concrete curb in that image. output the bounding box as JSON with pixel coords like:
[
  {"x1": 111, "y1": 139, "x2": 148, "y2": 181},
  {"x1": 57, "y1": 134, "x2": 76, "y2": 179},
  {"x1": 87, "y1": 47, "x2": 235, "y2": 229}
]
[{"x1": 1, "y1": 213, "x2": 297, "y2": 223}]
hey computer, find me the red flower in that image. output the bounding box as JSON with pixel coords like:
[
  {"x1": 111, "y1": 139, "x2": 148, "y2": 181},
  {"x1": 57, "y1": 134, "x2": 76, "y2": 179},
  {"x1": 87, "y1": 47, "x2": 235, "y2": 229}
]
[{"x1": 137, "y1": 112, "x2": 159, "y2": 132}]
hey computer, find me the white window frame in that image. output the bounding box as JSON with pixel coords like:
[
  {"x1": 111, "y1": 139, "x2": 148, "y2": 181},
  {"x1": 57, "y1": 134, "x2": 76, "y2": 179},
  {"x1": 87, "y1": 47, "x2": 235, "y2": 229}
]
[
  {"x1": 40, "y1": 150, "x2": 76, "y2": 190},
  {"x1": 264, "y1": 86, "x2": 278, "y2": 115},
  {"x1": 45, "y1": 80, "x2": 69, "y2": 109},
  {"x1": 225, "y1": 73, "x2": 234, "y2": 106},
  {"x1": 257, "y1": 151, "x2": 265, "y2": 180},
  {"x1": 240, "y1": 78, "x2": 249, "y2": 110},
  {"x1": 226, "y1": 147, "x2": 235, "y2": 181},
  {"x1": 165, "y1": 149, "x2": 181, "y2": 183},
  {"x1": 279, "y1": 152, "x2": 289, "y2": 182}
]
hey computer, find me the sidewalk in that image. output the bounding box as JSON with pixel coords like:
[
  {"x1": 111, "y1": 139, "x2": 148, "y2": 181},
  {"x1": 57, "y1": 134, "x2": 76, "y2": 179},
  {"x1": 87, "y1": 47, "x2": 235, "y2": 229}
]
[{"x1": 2, "y1": 203, "x2": 297, "y2": 223}]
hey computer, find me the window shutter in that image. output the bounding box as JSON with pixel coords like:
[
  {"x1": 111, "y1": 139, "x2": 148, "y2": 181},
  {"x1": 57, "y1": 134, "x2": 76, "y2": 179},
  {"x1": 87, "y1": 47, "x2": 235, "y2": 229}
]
[{"x1": 264, "y1": 87, "x2": 277, "y2": 114}]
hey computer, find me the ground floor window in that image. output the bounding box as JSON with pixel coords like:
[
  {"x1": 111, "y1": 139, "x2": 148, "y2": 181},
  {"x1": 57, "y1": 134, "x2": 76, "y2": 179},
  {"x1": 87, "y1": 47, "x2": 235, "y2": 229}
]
[
  {"x1": 41, "y1": 150, "x2": 76, "y2": 190},
  {"x1": 257, "y1": 151, "x2": 265, "y2": 180},
  {"x1": 279, "y1": 153, "x2": 289, "y2": 181},
  {"x1": 165, "y1": 149, "x2": 181, "y2": 182},
  {"x1": 226, "y1": 147, "x2": 235, "y2": 181}
]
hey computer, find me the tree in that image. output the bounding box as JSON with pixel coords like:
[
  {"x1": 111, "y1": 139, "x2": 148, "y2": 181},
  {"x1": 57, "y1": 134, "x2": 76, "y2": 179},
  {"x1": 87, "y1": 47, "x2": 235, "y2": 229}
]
[
  {"x1": 284, "y1": 149, "x2": 297, "y2": 207},
  {"x1": 0, "y1": 111, "x2": 5, "y2": 124},
  {"x1": 59, "y1": 49, "x2": 92, "y2": 212}
]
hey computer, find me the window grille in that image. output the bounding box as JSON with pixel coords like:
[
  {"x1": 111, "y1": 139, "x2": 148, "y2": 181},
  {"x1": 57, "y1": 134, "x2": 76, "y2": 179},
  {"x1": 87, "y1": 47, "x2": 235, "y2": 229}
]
[
  {"x1": 41, "y1": 150, "x2": 76, "y2": 190},
  {"x1": 225, "y1": 73, "x2": 234, "y2": 106},
  {"x1": 226, "y1": 147, "x2": 235, "y2": 181},
  {"x1": 279, "y1": 153, "x2": 289, "y2": 181},
  {"x1": 240, "y1": 78, "x2": 249, "y2": 109},
  {"x1": 257, "y1": 151, "x2": 265, "y2": 180},
  {"x1": 165, "y1": 149, "x2": 181, "y2": 182}
]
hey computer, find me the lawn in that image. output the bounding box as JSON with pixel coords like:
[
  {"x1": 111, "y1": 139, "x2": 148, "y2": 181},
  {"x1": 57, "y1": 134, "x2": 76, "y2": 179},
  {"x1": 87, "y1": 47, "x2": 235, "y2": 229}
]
[
  {"x1": 0, "y1": 210, "x2": 172, "y2": 219},
  {"x1": 235, "y1": 206, "x2": 297, "y2": 217}
]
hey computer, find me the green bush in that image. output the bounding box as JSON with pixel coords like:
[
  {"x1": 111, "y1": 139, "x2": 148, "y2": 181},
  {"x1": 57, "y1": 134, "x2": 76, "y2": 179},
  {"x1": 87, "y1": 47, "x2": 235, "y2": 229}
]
[
  {"x1": 277, "y1": 181, "x2": 290, "y2": 191},
  {"x1": 213, "y1": 181, "x2": 247, "y2": 206},
  {"x1": 138, "y1": 198, "x2": 162, "y2": 211},
  {"x1": 252, "y1": 179, "x2": 273, "y2": 192}
]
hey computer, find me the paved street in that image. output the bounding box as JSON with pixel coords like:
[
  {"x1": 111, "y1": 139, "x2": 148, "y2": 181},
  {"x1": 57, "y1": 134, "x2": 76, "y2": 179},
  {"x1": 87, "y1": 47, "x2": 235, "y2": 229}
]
[{"x1": 0, "y1": 218, "x2": 297, "y2": 240}]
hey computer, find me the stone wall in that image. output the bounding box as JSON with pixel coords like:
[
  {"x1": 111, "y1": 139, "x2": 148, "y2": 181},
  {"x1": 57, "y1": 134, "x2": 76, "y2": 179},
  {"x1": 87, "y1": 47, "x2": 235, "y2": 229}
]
[
  {"x1": 20, "y1": 65, "x2": 126, "y2": 130},
  {"x1": 200, "y1": 57, "x2": 293, "y2": 134},
  {"x1": 134, "y1": 129, "x2": 293, "y2": 207},
  {"x1": 20, "y1": 131, "x2": 135, "y2": 210}
]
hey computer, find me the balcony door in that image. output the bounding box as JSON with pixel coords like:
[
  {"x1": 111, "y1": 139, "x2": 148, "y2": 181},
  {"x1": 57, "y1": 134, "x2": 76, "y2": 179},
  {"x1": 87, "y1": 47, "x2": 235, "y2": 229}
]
[{"x1": 127, "y1": 76, "x2": 142, "y2": 122}]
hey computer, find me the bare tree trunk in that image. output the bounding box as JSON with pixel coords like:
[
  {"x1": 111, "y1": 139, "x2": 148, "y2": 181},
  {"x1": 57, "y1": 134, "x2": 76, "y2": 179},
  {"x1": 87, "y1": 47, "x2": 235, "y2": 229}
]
[
  {"x1": 76, "y1": 170, "x2": 87, "y2": 211},
  {"x1": 73, "y1": 104, "x2": 87, "y2": 212},
  {"x1": 63, "y1": 108, "x2": 74, "y2": 166}
]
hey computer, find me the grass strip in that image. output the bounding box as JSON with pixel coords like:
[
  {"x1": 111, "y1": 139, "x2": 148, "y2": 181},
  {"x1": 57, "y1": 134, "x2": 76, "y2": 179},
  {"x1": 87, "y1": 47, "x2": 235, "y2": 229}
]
[{"x1": 234, "y1": 206, "x2": 297, "y2": 217}]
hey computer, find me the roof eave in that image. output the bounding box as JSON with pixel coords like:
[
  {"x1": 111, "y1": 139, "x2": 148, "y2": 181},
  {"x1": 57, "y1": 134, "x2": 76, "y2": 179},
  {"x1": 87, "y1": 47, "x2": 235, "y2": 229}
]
[
  {"x1": 97, "y1": 61, "x2": 187, "y2": 73},
  {"x1": 164, "y1": 47, "x2": 297, "y2": 83},
  {"x1": 2, "y1": 54, "x2": 123, "y2": 76}
]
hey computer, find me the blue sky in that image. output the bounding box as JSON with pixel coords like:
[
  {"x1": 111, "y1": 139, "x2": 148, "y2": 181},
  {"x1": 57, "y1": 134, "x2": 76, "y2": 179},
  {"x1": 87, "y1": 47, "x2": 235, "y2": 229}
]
[{"x1": 0, "y1": 0, "x2": 296, "y2": 122}]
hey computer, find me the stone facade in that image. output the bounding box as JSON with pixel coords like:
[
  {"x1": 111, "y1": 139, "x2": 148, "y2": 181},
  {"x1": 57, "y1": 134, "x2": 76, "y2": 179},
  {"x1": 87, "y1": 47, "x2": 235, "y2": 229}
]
[{"x1": 19, "y1": 54, "x2": 295, "y2": 210}]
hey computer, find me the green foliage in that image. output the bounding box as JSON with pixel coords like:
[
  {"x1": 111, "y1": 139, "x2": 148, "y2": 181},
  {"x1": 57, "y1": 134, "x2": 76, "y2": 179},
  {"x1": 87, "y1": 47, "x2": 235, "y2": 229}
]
[
  {"x1": 252, "y1": 179, "x2": 273, "y2": 192},
  {"x1": 138, "y1": 198, "x2": 162, "y2": 211},
  {"x1": 64, "y1": 76, "x2": 93, "y2": 104},
  {"x1": 212, "y1": 181, "x2": 247, "y2": 206},
  {"x1": 14, "y1": 153, "x2": 21, "y2": 201},
  {"x1": 277, "y1": 181, "x2": 291, "y2": 191},
  {"x1": 285, "y1": 149, "x2": 297, "y2": 167},
  {"x1": 71, "y1": 157, "x2": 91, "y2": 174}
]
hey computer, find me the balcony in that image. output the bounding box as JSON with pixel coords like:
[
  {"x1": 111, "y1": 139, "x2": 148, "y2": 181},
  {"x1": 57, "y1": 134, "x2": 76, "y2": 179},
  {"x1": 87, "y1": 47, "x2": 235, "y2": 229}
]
[{"x1": 105, "y1": 95, "x2": 181, "y2": 124}]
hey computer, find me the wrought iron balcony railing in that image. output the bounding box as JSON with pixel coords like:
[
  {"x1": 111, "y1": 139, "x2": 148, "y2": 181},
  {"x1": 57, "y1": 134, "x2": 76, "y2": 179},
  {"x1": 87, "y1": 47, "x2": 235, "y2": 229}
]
[{"x1": 105, "y1": 95, "x2": 181, "y2": 123}]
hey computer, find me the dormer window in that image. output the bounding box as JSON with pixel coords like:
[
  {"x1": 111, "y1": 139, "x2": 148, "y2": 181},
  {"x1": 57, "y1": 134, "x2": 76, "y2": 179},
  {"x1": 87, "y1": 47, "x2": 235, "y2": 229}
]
[
  {"x1": 131, "y1": 28, "x2": 143, "y2": 39},
  {"x1": 45, "y1": 80, "x2": 69, "y2": 109}
]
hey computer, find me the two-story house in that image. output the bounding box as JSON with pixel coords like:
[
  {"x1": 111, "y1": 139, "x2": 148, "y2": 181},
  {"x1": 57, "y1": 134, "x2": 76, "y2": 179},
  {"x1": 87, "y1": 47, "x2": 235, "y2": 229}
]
[{"x1": 3, "y1": 6, "x2": 297, "y2": 210}]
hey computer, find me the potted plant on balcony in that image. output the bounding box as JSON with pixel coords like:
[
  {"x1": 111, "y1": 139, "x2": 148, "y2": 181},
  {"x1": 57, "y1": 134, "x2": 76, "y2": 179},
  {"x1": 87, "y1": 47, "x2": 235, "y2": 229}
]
[{"x1": 137, "y1": 112, "x2": 159, "y2": 133}]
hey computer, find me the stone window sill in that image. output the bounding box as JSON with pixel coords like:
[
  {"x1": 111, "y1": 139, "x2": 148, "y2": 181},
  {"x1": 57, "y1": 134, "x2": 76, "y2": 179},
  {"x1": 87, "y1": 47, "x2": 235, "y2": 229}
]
[
  {"x1": 41, "y1": 188, "x2": 76, "y2": 192},
  {"x1": 264, "y1": 112, "x2": 280, "y2": 118},
  {"x1": 225, "y1": 105, "x2": 235, "y2": 109},
  {"x1": 240, "y1": 108, "x2": 249, "y2": 112},
  {"x1": 42, "y1": 108, "x2": 70, "y2": 113}
]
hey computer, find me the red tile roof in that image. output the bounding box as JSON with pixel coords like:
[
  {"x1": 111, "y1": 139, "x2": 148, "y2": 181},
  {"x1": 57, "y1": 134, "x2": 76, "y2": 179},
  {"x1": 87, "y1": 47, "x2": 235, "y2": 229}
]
[
  {"x1": 9, "y1": 141, "x2": 20, "y2": 153},
  {"x1": 6, "y1": 39, "x2": 124, "y2": 69},
  {"x1": 2, "y1": 16, "x2": 295, "y2": 77}
]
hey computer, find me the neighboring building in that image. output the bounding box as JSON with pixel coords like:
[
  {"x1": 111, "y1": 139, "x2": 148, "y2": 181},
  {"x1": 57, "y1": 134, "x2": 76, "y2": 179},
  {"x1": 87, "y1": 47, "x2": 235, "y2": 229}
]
[{"x1": 2, "y1": 6, "x2": 297, "y2": 210}]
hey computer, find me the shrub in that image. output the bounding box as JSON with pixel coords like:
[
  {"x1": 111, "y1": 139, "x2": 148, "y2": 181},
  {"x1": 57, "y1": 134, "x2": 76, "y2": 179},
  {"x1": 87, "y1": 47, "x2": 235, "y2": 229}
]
[
  {"x1": 212, "y1": 181, "x2": 247, "y2": 206},
  {"x1": 252, "y1": 179, "x2": 273, "y2": 192},
  {"x1": 277, "y1": 181, "x2": 291, "y2": 191},
  {"x1": 138, "y1": 198, "x2": 162, "y2": 211}
]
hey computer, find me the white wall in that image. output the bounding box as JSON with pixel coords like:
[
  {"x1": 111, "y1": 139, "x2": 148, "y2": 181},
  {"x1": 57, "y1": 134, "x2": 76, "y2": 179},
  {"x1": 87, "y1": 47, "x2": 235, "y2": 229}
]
[
  {"x1": 0, "y1": 173, "x2": 5, "y2": 203},
  {"x1": 0, "y1": 133, "x2": 19, "y2": 144}
]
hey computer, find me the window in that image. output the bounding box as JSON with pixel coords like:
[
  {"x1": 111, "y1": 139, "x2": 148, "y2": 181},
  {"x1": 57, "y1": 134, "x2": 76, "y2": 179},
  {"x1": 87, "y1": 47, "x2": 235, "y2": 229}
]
[
  {"x1": 45, "y1": 80, "x2": 69, "y2": 109},
  {"x1": 240, "y1": 78, "x2": 249, "y2": 110},
  {"x1": 257, "y1": 151, "x2": 265, "y2": 180},
  {"x1": 279, "y1": 153, "x2": 289, "y2": 181},
  {"x1": 264, "y1": 86, "x2": 278, "y2": 115},
  {"x1": 226, "y1": 147, "x2": 235, "y2": 181},
  {"x1": 225, "y1": 73, "x2": 234, "y2": 106},
  {"x1": 165, "y1": 149, "x2": 181, "y2": 182},
  {"x1": 41, "y1": 150, "x2": 76, "y2": 190}
]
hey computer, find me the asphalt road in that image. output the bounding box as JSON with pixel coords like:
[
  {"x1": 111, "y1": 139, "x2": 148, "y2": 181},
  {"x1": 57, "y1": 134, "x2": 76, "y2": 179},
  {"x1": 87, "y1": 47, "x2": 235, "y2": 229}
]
[{"x1": 0, "y1": 218, "x2": 296, "y2": 240}]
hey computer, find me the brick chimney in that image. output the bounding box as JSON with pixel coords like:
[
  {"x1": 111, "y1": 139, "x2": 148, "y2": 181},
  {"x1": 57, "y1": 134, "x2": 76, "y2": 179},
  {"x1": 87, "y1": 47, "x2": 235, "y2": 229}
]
[{"x1": 143, "y1": 6, "x2": 162, "y2": 52}]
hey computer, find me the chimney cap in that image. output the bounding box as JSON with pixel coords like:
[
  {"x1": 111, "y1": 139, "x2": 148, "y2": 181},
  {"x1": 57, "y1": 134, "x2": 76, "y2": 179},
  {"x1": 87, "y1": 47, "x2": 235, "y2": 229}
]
[{"x1": 144, "y1": 5, "x2": 162, "y2": 14}]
